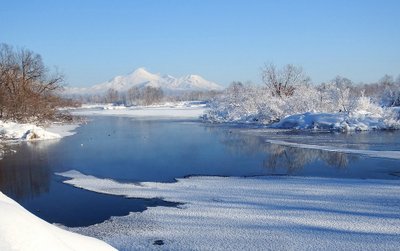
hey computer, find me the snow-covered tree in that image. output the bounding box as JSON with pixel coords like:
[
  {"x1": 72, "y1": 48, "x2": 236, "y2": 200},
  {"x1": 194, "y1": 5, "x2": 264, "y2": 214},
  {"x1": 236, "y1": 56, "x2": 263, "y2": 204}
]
[
  {"x1": 206, "y1": 66, "x2": 400, "y2": 129},
  {"x1": 261, "y1": 64, "x2": 310, "y2": 98},
  {"x1": 283, "y1": 84, "x2": 322, "y2": 114},
  {"x1": 324, "y1": 76, "x2": 355, "y2": 113},
  {"x1": 380, "y1": 74, "x2": 400, "y2": 106}
]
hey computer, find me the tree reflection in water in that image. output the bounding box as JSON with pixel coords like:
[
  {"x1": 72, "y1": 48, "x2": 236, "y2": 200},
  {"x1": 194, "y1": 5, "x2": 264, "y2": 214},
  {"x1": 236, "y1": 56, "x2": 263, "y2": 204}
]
[
  {"x1": 0, "y1": 140, "x2": 58, "y2": 202},
  {"x1": 263, "y1": 144, "x2": 357, "y2": 173},
  {"x1": 212, "y1": 127, "x2": 358, "y2": 175}
]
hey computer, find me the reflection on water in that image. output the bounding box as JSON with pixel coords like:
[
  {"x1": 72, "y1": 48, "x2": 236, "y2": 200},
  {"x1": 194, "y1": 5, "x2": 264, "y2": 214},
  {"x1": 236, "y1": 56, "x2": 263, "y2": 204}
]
[
  {"x1": 263, "y1": 144, "x2": 357, "y2": 172},
  {"x1": 211, "y1": 126, "x2": 399, "y2": 178},
  {"x1": 0, "y1": 139, "x2": 180, "y2": 227},
  {"x1": 248, "y1": 129, "x2": 400, "y2": 151},
  {"x1": 0, "y1": 140, "x2": 57, "y2": 201},
  {"x1": 213, "y1": 128, "x2": 357, "y2": 172}
]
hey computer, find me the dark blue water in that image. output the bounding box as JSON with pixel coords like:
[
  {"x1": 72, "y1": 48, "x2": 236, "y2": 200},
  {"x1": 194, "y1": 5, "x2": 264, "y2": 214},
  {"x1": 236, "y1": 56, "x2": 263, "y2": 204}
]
[{"x1": 0, "y1": 116, "x2": 399, "y2": 227}]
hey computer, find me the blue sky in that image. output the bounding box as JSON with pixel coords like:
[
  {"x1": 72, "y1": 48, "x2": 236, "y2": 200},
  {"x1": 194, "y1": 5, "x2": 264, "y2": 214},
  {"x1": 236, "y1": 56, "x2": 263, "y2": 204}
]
[{"x1": 1, "y1": 0, "x2": 399, "y2": 87}]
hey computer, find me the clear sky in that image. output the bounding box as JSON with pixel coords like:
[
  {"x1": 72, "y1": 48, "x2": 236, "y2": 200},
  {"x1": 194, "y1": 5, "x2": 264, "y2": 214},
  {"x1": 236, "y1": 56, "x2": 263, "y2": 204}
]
[{"x1": 1, "y1": 0, "x2": 399, "y2": 87}]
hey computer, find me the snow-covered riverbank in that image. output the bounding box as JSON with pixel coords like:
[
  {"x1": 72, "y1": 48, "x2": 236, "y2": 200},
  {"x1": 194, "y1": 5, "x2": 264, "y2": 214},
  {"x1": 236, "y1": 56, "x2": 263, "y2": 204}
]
[
  {"x1": 0, "y1": 121, "x2": 79, "y2": 141},
  {"x1": 0, "y1": 121, "x2": 80, "y2": 159},
  {"x1": 206, "y1": 83, "x2": 400, "y2": 132},
  {"x1": 70, "y1": 101, "x2": 207, "y2": 119},
  {"x1": 68, "y1": 101, "x2": 400, "y2": 132},
  {"x1": 271, "y1": 110, "x2": 400, "y2": 131},
  {"x1": 0, "y1": 192, "x2": 116, "y2": 251},
  {"x1": 58, "y1": 171, "x2": 400, "y2": 251}
]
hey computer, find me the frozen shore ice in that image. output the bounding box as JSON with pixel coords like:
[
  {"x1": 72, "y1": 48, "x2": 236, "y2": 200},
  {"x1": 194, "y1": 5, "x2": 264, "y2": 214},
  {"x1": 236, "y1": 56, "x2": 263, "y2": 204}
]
[{"x1": 57, "y1": 171, "x2": 400, "y2": 251}]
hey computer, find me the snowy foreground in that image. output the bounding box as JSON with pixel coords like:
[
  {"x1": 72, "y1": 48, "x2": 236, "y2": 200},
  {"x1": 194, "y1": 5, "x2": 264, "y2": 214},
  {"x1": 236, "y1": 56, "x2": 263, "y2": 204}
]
[
  {"x1": 58, "y1": 171, "x2": 400, "y2": 251},
  {"x1": 0, "y1": 122, "x2": 113, "y2": 251},
  {"x1": 0, "y1": 192, "x2": 116, "y2": 251}
]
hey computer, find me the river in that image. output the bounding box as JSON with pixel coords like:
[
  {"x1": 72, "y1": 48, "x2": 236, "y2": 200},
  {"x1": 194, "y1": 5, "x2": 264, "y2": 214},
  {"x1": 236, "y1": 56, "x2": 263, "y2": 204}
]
[{"x1": 0, "y1": 116, "x2": 399, "y2": 227}]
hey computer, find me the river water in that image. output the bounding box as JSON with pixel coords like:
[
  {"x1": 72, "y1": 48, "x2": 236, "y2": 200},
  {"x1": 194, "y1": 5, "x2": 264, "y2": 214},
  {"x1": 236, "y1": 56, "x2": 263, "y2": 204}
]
[{"x1": 1, "y1": 116, "x2": 399, "y2": 227}]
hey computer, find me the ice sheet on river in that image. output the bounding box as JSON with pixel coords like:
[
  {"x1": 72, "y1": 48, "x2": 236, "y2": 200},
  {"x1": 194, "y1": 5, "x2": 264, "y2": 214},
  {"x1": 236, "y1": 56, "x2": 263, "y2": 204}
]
[{"x1": 58, "y1": 170, "x2": 400, "y2": 251}]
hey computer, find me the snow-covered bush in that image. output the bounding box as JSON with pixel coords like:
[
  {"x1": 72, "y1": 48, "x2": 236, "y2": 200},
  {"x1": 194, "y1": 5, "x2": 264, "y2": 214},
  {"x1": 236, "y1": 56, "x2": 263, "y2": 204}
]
[
  {"x1": 381, "y1": 87, "x2": 400, "y2": 107},
  {"x1": 205, "y1": 64, "x2": 400, "y2": 131},
  {"x1": 206, "y1": 81, "x2": 341, "y2": 124},
  {"x1": 352, "y1": 96, "x2": 383, "y2": 117},
  {"x1": 282, "y1": 84, "x2": 323, "y2": 114},
  {"x1": 205, "y1": 80, "x2": 400, "y2": 131},
  {"x1": 205, "y1": 84, "x2": 291, "y2": 124},
  {"x1": 206, "y1": 83, "x2": 287, "y2": 124}
]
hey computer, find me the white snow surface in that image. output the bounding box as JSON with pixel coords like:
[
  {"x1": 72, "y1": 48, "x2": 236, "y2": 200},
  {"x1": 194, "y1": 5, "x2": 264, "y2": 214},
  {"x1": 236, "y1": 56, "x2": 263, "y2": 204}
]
[
  {"x1": 63, "y1": 67, "x2": 223, "y2": 95},
  {"x1": 71, "y1": 102, "x2": 207, "y2": 119},
  {"x1": 0, "y1": 121, "x2": 79, "y2": 141},
  {"x1": 45, "y1": 123, "x2": 80, "y2": 138},
  {"x1": 58, "y1": 171, "x2": 400, "y2": 251},
  {"x1": 266, "y1": 139, "x2": 400, "y2": 160},
  {"x1": 271, "y1": 112, "x2": 400, "y2": 131},
  {"x1": 0, "y1": 192, "x2": 116, "y2": 251}
]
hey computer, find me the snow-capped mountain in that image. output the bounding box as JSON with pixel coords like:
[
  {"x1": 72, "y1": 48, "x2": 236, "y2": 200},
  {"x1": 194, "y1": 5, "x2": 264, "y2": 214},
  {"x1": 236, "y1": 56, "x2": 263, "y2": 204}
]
[{"x1": 64, "y1": 68, "x2": 223, "y2": 95}]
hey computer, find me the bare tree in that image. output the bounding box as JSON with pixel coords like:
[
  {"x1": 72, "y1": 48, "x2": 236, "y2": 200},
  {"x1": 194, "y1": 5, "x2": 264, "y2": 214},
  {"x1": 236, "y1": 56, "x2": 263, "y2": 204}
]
[
  {"x1": 127, "y1": 86, "x2": 141, "y2": 105},
  {"x1": 105, "y1": 88, "x2": 119, "y2": 103},
  {"x1": 0, "y1": 43, "x2": 64, "y2": 122},
  {"x1": 328, "y1": 76, "x2": 354, "y2": 113},
  {"x1": 141, "y1": 86, "x2": 163, "y2": 105},
  {"x1": 261, "y1": 64, "x2": 310, "y2": 98},
  {"x1": 379, "y1": 74, "x2": 395, "y2": 87}
]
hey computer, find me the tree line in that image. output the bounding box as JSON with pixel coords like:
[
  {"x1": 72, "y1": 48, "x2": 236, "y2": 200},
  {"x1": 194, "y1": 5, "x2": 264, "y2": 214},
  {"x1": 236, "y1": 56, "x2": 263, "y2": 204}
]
[
  {"x1": 71, "y1": 87, "x2": 219, "y2": 106},
  {"x1": 261, "y1": 63, "x2": 400, "y2": 106}
]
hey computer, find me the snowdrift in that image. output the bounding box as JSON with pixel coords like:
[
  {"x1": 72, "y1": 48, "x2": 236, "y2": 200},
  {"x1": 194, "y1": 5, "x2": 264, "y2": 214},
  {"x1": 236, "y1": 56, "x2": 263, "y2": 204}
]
[
  {"x1": 0, "y1": 121, "x2": 61, "y2": 141},
  {"x1": 0, "y1": 121, "x2": 79, "y2": 141},
  {"x1": 0, "y1": 192, "x2": 116, "y2": 251}
]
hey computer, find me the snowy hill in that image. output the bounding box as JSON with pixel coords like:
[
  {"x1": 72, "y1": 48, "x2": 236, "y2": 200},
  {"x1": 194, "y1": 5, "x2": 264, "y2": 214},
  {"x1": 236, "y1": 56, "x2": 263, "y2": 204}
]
[{"x1": 64, "y1": 68, "x2": 223, "y2": 96}]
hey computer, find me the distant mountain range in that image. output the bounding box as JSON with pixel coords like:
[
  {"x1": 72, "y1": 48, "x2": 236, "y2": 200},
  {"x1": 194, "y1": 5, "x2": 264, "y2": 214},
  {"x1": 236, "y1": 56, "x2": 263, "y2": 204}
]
[{"x1": 63, "y1": 68, "x2": 224, "y2": 96}]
